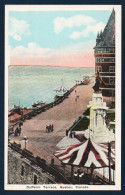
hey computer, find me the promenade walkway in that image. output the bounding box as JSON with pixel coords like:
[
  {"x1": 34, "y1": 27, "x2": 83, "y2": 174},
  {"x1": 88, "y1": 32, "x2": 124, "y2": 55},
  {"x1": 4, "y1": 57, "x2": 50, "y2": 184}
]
[{"x1": 9, "y1": 81, "x2": 94, "y2": 165}]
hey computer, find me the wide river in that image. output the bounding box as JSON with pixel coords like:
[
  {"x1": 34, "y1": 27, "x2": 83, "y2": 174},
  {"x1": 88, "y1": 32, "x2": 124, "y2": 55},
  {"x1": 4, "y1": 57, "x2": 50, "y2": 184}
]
[{"x1": 8, "y1": 66, "x2": 94, "y2": 109}]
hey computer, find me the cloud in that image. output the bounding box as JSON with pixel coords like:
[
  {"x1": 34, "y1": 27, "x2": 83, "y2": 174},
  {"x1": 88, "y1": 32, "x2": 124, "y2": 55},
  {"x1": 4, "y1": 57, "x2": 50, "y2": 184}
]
[
  {"x1": 9, "y1": 17, "x2": 30, "y2": 41},
  {"x1": 10, "y1": 40, "x2": 95, "y2": 67},
  {"x1": 70, "y1": 22, "x2": 105, "y2": 39},
  {"x1": 54, "y1": 15, "x2": 96, "y2": 34},
  {"x1": 13, "y1": 34, "x2": 22, "y2": 41},
  {"x1": 55, "y1": 40, "x2": 95, "y2": 55},
  {"x1": 9, "y1": 40, "x2": 94, "y2": 60},
  {"x1": 9, "y1": 42, "x2": 52, "y2": 58}
]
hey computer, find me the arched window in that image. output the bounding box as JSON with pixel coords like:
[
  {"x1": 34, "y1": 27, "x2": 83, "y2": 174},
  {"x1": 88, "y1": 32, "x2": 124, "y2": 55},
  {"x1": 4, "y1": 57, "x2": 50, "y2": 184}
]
[
  {"x1": 21, "y1": 165, "x2": 24, "y2": 176},
  {"x1": 34, "y1": 175, "x2": 37, "y2": 184}
]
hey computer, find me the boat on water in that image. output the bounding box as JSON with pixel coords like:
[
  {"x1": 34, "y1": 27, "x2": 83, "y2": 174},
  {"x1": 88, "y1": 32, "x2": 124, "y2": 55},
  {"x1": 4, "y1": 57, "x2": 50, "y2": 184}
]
[
  {"x1": 32, "y1": 101, "x2": 46, "y2": 108},
  {"x1": 54, "y1": 79, "x2": 68, "y2": 101},
  {"x1": 76, "y1": 76, "x2": 90, "y2": 85}
]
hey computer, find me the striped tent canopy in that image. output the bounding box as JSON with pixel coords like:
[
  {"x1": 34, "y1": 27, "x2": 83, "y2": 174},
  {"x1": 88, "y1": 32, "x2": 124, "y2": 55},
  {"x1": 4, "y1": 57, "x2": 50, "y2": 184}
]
[{"x1": 55, "y1": 139, "x2": 115, "y2": 169}]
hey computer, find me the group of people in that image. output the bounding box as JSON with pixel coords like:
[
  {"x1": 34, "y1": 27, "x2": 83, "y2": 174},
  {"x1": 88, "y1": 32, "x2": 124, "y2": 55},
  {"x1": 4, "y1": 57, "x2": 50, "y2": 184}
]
[
  {"x1": 46, "y1": 124, "x2": 54, "y2": 133},
  {"x1": 14, "y1": 121, "x2": 23, "y2": 136},
  {"x1": 14, "y1": 127, "x2": 21, "y2": 136}
]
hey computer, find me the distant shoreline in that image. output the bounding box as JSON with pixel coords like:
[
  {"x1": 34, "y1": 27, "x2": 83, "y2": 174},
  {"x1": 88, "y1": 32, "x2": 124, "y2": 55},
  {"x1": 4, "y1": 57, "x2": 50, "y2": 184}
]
[{"x1": 9, "y1": 65, "x2": 94, "y2": 69}]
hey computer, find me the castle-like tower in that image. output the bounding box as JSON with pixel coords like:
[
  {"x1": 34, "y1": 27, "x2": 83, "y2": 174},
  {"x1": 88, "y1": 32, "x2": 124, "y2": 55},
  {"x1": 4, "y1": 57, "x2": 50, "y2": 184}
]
[{"x1": 94, "y1": 9, "x2": 115, "y2": 98}]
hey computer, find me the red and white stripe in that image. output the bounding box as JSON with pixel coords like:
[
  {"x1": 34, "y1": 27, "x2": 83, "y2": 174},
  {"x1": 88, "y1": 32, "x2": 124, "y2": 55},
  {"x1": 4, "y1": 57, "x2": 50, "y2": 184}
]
[{"x1": 55, "y1": 139, "x2": 115, "y2": 168}]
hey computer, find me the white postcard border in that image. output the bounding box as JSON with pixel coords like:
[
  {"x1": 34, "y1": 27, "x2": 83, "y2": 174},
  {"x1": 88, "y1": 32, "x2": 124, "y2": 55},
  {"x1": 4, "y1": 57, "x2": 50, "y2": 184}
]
[{"x1": 4, "y1": 4, "x2": 121, "y2": 191}]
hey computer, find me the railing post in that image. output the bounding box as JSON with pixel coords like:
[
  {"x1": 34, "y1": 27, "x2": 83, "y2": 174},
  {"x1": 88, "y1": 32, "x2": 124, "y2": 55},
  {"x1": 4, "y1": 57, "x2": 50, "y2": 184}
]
[
  {"x1": 108, "y1": 142, "x2": 112, "y2": 184},
  {"x1": 103, "y1": 167, "x2": 105, "y2": 179},
  {"x1": 71, "y1": 165, "x2": 74, "y2": 181}
]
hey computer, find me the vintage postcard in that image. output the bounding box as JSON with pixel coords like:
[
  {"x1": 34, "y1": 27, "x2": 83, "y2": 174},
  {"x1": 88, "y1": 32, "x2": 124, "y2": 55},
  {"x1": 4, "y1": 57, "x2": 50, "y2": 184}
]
[{"x1": 5, "y1": 5, "x2": 121, "y2": 190}]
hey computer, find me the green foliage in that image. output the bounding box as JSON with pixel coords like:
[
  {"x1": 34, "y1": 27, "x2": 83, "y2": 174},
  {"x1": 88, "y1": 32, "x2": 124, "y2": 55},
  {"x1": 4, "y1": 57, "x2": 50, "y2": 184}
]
[
  {"x1": 107, "y1": 112, "x2": 115, "y2": 121},
  {"x1": 72, "y1": 117, "x2": 90, "y2": 131},
  {"x1": 83, "y1": 108, "x2": 90, "y2": 116},
  {"x1": 110, "y1": 124, "x2": 115, "y2": 129}
]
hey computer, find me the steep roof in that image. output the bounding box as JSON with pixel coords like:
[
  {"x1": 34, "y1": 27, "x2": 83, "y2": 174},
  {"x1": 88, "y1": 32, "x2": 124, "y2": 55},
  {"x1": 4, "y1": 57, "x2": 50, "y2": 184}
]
[{"x1": 95, "y1": 9, "x2": 115, "y2": 48}]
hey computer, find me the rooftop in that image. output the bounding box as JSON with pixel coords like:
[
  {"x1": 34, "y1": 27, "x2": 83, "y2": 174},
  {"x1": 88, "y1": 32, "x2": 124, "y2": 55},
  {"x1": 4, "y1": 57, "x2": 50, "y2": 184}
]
[{"x1": 95, "y1": 9, "x2": 115, "y2": 48}]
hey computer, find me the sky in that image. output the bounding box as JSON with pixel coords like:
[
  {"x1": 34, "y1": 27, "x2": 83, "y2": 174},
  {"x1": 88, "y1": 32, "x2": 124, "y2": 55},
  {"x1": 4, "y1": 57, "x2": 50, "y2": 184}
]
[{"x1": 8, "y1": 10, "x2": 112, "y2": 67}]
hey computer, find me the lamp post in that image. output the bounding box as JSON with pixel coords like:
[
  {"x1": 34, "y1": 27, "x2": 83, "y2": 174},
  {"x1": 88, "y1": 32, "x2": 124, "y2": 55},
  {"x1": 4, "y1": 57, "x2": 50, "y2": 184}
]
[{"x1": 22, "y1": 136, "x2": 28, "y2": 149}]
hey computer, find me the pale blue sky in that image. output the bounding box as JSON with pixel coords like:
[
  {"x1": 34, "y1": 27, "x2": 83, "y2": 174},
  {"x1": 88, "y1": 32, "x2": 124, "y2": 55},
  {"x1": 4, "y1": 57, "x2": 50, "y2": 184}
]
[
  {"x1": 9, "y1": 10, "x2": 111, "y2": 49},
  {"x1": 8, "y1": 10, "x2": 112, "y2": 67}
]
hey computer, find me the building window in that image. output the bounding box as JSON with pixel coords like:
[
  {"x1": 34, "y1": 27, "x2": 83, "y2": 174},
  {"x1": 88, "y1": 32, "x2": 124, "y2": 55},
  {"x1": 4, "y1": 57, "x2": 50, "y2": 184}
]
[
  {"x1": 110, "y1": 90, "x2": 115, "y2": 97},
  {"x1": 110, "y1": 58, "x2": 115, "y2": 62},
  {"x1": 21, "y1": 165, "x2": 24, "y2": 176},
  {"x1": 106, "y1": 48, "x2": 115, "y2": 53},
  {"x1": 100, "y1": 58, "x2": 104, "y2": 62},
  {"x1": 97, "y1": 66, "x2": 102, "y2": 72},
  {"x1": 96, "y1": 58, "x2": 104, "y2": 63},
  {"x1": 109, "y1": 77, "x2": 115, "y2": 84},
  {"x1": 109, "y1": 66, "x2": 115, "y2": 72},
  {"x1": 34, "y1": 175, "x2": 38, "y2": 184}
]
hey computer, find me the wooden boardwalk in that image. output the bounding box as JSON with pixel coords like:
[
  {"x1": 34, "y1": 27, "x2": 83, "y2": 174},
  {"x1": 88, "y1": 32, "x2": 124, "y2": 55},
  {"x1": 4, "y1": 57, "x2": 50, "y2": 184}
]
[{"x1": 9, "y1": 81, "x2": 94, "y2": 165}]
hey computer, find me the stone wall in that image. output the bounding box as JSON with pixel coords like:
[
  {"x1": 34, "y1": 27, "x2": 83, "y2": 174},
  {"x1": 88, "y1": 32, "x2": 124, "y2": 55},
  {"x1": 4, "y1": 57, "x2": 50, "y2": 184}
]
[{"x1": 8, "y1": 148, "x2": 56, "y2": 184}]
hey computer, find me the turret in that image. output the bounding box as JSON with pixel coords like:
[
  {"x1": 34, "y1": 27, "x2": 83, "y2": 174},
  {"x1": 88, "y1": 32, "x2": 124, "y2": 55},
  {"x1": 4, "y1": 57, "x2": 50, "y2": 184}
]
[{"x1": 96, "y1": 31, "x2": 101, "y2": 45}]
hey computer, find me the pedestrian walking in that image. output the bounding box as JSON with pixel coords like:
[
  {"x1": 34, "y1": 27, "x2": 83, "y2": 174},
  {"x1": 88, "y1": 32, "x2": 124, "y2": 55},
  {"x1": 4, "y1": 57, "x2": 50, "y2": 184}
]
[
  {"x1": 48, "y1": 125, "x2": 50, "y2": 133},
  {"x1": 75, "y1": 97, "x2": 77, "y2": 102},
  {"x1": 18, "y1": 127, "x2": 21, "y2": 136},
  {"x1": 51, "y1": 157, "x2": 54, "y2": 165},
  {"x1": 14, "y1": 128, "x2": 18, "y2": 136},
  {"x1": 51, "y1": 124, "x2": 54, "y2": 132},
  {"x1": 46, "y1": 125, "x2": 48, "y2": 133},
  {"x1": 49, "y1": 125, "x2": 51, "y2": 132}
]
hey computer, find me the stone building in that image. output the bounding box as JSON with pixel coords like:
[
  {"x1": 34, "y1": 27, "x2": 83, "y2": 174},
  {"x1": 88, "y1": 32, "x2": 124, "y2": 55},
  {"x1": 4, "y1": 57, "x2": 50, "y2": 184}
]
[
  {"x1": 8, "y1": 148, "x2": 56, "y2": 184},
  {"x1": 94, "y1": 9, "x2": 115, "y2": 97},
  {"x1": 8, "y1": 143, "x2": 70, "y2": 184}
]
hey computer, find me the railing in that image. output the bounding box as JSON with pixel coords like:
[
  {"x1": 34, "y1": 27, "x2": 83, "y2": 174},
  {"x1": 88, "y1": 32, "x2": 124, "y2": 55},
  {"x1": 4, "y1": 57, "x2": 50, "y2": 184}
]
[
  {"x1": 68, "y1": 116, "x2": 83, "y2": 132},
  {"x1": 9, "y1": 84, "x2": 77, "y2": 128},
  {"x1": 95, "y1": 175, "x2": 110, "y2": 184}
]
